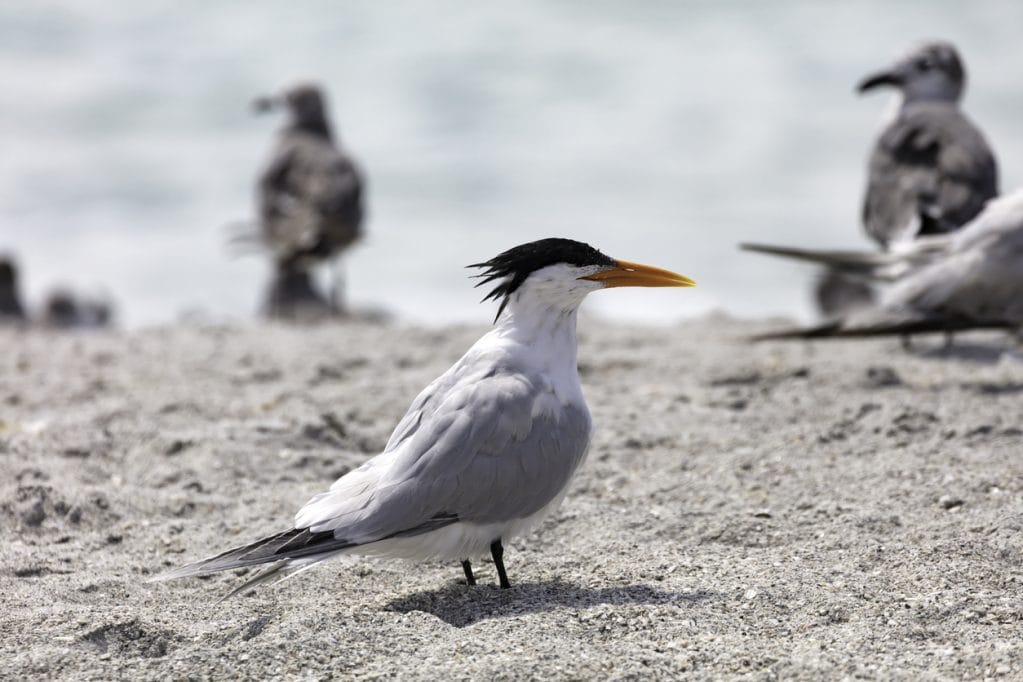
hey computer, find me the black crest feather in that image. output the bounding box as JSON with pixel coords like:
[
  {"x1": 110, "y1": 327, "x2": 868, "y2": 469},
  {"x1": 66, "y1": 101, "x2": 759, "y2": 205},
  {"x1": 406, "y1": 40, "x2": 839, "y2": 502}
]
[{"x1": 468, "y1": 238, "x2": 615, "y2": 320}]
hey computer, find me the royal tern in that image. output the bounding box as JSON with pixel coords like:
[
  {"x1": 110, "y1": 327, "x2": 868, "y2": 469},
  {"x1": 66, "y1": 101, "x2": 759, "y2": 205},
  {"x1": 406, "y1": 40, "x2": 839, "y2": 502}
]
[
  {"x1": 752, "y1": 189, "x2": 1023, "y2": 340},
  {"x1": 156, "y1": 238, "x2": 694, "y2": 593},
  {"x1": 247, "y1": 83, "x2": 366, "y2": 317}
]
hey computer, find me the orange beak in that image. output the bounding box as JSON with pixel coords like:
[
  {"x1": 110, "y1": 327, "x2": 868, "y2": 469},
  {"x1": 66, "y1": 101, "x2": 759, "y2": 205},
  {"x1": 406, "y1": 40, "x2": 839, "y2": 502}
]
[{"x1": 579, "y1": 259, "x2": 696, "y2": 288}]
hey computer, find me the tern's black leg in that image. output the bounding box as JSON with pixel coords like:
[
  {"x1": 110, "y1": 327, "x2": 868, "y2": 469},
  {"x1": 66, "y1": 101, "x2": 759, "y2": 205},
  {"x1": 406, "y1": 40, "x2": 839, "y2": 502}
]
[
  {"x1": 490, "y1": 539, "x2": 511, "y2": 589},
  {"x1": 944, "y1": 331, "x2": 955, "y2": 349},
  {"x1": 901, "y1": 334, "x2": 913, "y2": 351},
  {"x1": 461, "y1": 559, "x2": 476, "y2": 586}
]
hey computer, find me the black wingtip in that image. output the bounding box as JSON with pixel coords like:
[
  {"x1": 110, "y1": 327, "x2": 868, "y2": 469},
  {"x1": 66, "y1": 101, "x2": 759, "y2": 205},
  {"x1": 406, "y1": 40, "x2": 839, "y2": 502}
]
[
  {"x1": 152, "y1": 514, "x2": 463, "y2": 585},
  {"x1": 151, "y1": 527, "x2": 348, "y2": 582}
]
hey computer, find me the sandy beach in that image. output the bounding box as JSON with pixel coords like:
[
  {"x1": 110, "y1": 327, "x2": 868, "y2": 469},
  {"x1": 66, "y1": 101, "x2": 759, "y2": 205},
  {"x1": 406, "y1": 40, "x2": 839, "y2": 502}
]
[{"x1": 2, "y1": 316, "x2": 1021, "y2": 679}]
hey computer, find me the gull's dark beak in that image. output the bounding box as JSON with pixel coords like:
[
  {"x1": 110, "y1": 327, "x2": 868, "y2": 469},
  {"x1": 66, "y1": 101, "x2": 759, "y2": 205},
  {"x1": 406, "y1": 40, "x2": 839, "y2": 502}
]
[
  {"x1": 252, "y1": 95, "x2": 283, "y2": 114},
  {"x1": 579, "y1": 260, "x2": 696, "y2": 289},
  {"x1": 857, "y1": 69, "x2": 902, "y2": 94}
]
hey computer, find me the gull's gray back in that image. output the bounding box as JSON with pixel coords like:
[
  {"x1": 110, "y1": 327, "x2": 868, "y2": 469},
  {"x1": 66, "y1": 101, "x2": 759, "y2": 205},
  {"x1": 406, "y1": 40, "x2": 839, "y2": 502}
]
[
  {"x1": 258, "y1": 131, "x2": 364, "y2": 262},
  {"x1": 863, "y1": 101, "x2": 998, "y2": 249}
]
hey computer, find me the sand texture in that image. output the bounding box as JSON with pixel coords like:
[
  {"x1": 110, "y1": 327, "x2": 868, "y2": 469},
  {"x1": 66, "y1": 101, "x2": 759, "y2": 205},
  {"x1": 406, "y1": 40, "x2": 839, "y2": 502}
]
[{"x1": 2, "y1": 317, "x2": 1022, "y2": 679}]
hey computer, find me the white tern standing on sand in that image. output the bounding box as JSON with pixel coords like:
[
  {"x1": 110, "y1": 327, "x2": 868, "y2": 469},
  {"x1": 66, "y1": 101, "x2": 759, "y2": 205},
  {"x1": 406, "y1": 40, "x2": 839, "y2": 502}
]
[{"x1": 155, "y1": 238, "x2": 694, "y2": 594}]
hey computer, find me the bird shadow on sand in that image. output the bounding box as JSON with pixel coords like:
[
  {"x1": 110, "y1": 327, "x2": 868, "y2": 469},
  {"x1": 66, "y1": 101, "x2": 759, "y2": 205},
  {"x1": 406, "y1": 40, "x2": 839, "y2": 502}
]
[{"x1": 383, "y1": 580, "x2": 717, "y2": 628}]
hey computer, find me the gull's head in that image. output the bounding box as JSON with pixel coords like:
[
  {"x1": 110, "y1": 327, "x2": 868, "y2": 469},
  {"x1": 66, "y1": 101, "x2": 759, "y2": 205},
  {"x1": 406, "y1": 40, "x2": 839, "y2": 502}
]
[
  {"x1": 469, "y1": 238, "x2": 695, "y2": 320},
  {"x1": 253, "y1": 82, "x2": 330, "y2": 131},
  {"x1": 857, "y1": 41, "x2": 965, "y2": 104}
]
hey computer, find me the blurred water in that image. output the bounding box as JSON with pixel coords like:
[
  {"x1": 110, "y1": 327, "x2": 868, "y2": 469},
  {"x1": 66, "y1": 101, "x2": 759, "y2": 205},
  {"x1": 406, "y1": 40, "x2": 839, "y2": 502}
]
[{"x1": 2, "y1": 1, "x2": 1022, "y2": 327}]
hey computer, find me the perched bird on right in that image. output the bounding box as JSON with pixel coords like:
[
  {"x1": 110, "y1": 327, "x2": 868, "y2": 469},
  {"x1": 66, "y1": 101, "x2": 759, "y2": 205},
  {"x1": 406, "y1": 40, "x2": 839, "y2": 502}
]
[
  {"x1": 857, "y1": 41, "x2": 998, "y2": 250},
  {"x1": 745, "y1": 41, "x2": 1000, "y2": 319},
  {"x1": 249, "y1": 83, "x2": 366, "y2": 319}
]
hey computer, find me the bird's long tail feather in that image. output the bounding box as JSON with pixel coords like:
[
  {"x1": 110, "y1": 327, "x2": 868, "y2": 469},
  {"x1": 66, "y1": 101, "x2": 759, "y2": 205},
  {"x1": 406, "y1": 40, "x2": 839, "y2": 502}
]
[
  {"x1": 740, "y1": 242, "x2": 898, "y2": 274},
  {"x1": 151, "y1": 515, "x2": 460, "y2": 591},
  {"x1": 150, "y1": 527, "x2": 356, "y2": 583}
]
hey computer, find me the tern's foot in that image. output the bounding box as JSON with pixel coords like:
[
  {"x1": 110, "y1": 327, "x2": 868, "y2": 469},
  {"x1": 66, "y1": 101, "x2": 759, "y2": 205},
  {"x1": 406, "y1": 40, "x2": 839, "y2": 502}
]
[{"x1": 490, "y1": 540, "x2": 511, "y2": 589}]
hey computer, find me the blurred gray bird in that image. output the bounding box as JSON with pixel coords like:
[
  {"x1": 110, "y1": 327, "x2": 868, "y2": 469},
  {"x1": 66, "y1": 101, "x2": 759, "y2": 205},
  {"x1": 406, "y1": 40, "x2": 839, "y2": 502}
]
[
  {"x1": 154, "y1": 239, "x2": 694, "y2": 595},
  {"x1": 857, "y1": 40, "x2": 997, "y2": 249},
  {"x1": 249, "y1": 83, "x2": 366, "y2": 316},
  {"x1": 749, "y1": 41, "x2": 999, "y2": 318},
  {"x1": 752, "y1": 188, "x2": 1023, "y2": 340},
  {"x1": 0, "y1": 256, "x2": 27, "y2": 323}
]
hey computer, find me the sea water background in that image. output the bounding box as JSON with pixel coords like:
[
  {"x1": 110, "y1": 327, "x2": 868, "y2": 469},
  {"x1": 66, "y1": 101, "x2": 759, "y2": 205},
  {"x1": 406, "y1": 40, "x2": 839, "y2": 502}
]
[{"x1": 2, "y1": 1, "x2": 1022, "y2": 327}]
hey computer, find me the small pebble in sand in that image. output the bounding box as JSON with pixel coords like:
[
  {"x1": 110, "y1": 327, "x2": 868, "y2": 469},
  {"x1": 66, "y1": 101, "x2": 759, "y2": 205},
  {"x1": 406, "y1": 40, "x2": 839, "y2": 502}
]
[{"x1": 938, "y1": 495, "x2": 965, "y2": 511}]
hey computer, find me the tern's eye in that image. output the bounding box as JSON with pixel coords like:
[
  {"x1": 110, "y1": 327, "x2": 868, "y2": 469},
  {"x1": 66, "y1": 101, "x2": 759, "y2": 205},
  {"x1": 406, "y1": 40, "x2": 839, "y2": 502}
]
[{"x1": 915, "y1": 58, "x2": 934, "y2": 72}]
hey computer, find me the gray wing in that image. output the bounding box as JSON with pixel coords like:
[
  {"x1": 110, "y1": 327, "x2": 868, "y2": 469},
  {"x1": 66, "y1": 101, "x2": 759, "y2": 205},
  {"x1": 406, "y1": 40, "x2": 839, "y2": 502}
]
[
  {"x1": 295, "y1": 364, "x2": 592, "y2": 543},
  {"x1": 872, "y1": 193, "x2": 1023, "y2": 326},
  {"x1": 835, "y1": 194, "x2": 1023, "y2": 334},
  {"x1": 863, "y1": 103, "x2": 998, "y2": 249},
  {"x1": 382, "y1": 363, "x2": 461, "y2": 453}
]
